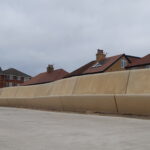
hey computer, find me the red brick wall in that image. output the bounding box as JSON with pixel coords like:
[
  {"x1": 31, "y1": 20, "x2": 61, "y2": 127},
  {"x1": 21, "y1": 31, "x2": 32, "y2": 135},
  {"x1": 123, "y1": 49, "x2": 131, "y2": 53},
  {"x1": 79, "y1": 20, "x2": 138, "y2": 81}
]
[{"x1": 0, "y1": 75, "x2": 25, "y2": 88}]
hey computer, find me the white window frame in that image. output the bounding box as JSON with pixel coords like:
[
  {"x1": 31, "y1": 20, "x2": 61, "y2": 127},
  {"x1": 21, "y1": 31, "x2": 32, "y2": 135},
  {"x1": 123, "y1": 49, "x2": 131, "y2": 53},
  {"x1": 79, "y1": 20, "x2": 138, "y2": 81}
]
[
  {"x1": 9, "y1": 82, "x2": 13, "y2": 87},
  {"x1": 9, "y1": 75, "x2": 13, "y2": 80},
  {"x1": 17, "y1": 76, "x2": 21, "y2": 80},
  {"x1": 24, "y1": 77, "x2": 30, "y2": 81},
  {"x1": 121, "y1": 59, "x2": 127, "y2": 68}
]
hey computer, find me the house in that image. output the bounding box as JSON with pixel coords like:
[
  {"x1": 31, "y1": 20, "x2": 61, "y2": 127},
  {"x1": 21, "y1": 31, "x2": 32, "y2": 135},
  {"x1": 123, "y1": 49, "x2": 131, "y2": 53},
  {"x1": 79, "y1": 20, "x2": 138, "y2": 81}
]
[
  {"x1": 0, "y1": 68, "x2": 31, "y2": 88},
  {"x1": 22, "y1": 65, "x2": 68, "y2": 86},
  {"x1": 126, "y1": 54, "x2": 150, "y2": 69},
  {"x1": 65, "y1": 49, "x2": 140, "y2": 78}
]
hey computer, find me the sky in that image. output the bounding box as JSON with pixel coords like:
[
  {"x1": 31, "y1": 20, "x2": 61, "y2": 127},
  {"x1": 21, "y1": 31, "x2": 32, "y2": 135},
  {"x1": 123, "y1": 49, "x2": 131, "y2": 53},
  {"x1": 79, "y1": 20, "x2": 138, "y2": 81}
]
[{"x1": 0, "y1": 0, "x2": 150, "y2": 76}]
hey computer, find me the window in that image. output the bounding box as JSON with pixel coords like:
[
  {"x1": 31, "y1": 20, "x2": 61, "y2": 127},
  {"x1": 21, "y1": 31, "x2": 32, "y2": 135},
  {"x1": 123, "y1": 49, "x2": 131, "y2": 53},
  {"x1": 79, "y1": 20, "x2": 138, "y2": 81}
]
[
  {"x1": 18, "y1": 76, "x2": 21, "y2": 80},
  {"x1": 9, "y1": 82, "x2": 13, "y2": 87},
  {"x1": 5, "y1": 82, "x2": 9, "y2": 87},
  {"x1": 21, "y1": 77, "x2": 24, "y2": 81},
  {"x1": 24, "y1": 77, "x2": 30, "y2": 81},
  {"x1": 13, "y1": 76, "x2": 17, "y2": 80},
  {"x1": 5, "y1": 75, "x2": 10, "y2": 80},
  {"x1": 92, "y1": 62, "x2": 102, "y2": 68},
  {"x1": 12, "y1": 82, "x2": 17, "y2": 86},
  {"x1": 9, "y1": 75, "x2": 13, "y2": 80},
  {"x1": 0, "y1": 75, "x2": 4, "y2": 80},
  {"x1": 121, "y1": 59, "x2": 127, "y2": 68}
]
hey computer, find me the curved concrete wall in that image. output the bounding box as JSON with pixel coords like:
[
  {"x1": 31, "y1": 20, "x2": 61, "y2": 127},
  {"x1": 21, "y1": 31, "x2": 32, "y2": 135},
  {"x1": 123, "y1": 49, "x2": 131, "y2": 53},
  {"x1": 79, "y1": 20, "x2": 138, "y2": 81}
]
[
  {"x1": 60, "y1": 95, "x2": 117, "y2": 113},
  {"x1": 114, "y1": 69, "x2": 150, "y2": 116},
  {"x1": 126, "y1": 69, "x2": 150, "y2": 94},
  {"x1": 32, "y1": 96, "x2": 62, "y2": 111},
  {"x1": 1, "y1": 87, "x2": 18, "y2": 98},
  {"x1": 50, "y1": 77, "x2": 77, "y2": 96},
  {"x1": 116, "y1": 94, "x2": 150, "y2": 116},
  {"x1": 0, "y1": 69, "x2": 149, "y2": 116},
  {"x1": 15, "y1": 85, "x2": 38, "y2": 98},
  {"x1": 34, "y1": 83, "x2": 53, "y2": 97},
  {"x1": 73, "y1": 71, "x2": 130, "y2": 95},
  {"x1": 0, "y1": 88, "x2": 2, "y2": 96}
]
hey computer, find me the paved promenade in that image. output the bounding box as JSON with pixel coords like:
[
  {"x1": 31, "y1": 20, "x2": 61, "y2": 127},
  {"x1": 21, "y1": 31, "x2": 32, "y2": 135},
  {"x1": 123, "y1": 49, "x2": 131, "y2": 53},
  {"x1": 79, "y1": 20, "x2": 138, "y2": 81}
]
[{"x1": 0, "y1": 107, "x2": 150, "y2": 150}]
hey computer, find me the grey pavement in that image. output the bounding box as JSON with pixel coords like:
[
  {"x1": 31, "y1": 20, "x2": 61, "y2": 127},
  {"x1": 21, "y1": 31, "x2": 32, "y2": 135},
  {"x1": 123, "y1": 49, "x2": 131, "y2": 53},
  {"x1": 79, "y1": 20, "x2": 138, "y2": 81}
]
[{"x1": 0, "y1": 107, "x2": 150, "y2": 150}]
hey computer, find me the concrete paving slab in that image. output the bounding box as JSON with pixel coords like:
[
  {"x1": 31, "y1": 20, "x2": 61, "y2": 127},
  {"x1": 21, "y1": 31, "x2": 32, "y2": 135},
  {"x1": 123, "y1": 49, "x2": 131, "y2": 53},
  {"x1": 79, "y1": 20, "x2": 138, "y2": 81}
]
[{"x1": 0, "y1": 107, "x2": 150, "y2": 150}]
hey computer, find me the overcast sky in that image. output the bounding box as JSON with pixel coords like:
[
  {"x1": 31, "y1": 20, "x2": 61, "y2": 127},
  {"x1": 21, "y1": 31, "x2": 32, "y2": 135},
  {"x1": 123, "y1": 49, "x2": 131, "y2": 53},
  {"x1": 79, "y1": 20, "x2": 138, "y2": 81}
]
[{"x1": 0, "y1": 0, "x2": 150, "y2": 76}]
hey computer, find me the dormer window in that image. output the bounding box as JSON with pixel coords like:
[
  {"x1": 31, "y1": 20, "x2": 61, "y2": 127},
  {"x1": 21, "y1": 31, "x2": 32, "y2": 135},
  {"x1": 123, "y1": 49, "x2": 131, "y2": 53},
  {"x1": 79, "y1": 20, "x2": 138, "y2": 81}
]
[{"x1": 121, "y1": 59, "x2": 127, "y2": 68}]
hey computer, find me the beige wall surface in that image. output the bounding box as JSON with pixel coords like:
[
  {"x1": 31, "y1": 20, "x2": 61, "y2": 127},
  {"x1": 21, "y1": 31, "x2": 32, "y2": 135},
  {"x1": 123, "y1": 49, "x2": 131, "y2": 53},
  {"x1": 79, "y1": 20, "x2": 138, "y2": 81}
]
[
  {"x1": 6, "y1": 98, "x2": 25, "y2": 107},
  {"x1": 52, "y1": 95, "x2": 117, "y2": 113},
  {"x1": 33, "y1": 96, "x2": 62, "y2": 111},
  {"x1": 116, "y1": 94, "x2": 150, "y2": 116},
  {"x1": 0, "y1": 69, "x2": 149, "y2": 116},
  {"x1": 0, "y1": 88, "x2": 3, "y2": 96},
  {"x1": 73, "y1": 71, "x2": 129, "y2": 95},
  {"x1": 34, "y1": 83, "x2": 53, "y2": 97},
  {"x1": 0, "y1": 87, "x2": 18, "y2": 98},
  {"x1": 50, "y1": 77, "x2": 77, "y2": 96},
  {"x1": 15, "y1": 85, "x2": 38, "y2": 98},
  {"x1": 0, "y1": 98, "x2": 37, "y2": 108},
  {"x1": 126, "y1": 69, "x2": 150, "y2": 94},
  {"x1": 80, "y1": 95, "x2": 117, "y2": 114},
  {"x1": 60, "y1": 95, "x2": 117, "y2": 113},
  {"x1": 0, "y1": 98, "x2": 9, "y2": 106},
  {"x1": 0, "y1": 95, "x2": 117, "y2": 114}
]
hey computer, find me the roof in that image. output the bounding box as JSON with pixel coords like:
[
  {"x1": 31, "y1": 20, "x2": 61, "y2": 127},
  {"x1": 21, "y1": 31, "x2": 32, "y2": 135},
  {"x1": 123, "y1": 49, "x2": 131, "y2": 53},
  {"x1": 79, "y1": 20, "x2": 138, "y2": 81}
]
[
  {"x1": 2, "y1": 68, "x2": 31, "y2": 77},
  {"x1": 22, "y1": 69, "x2": 68, "y2": 86},
  {"x1": 66, "y1": 54, "x2": 141, "y2": 78},
  {"x1": 83, "y1": 54, "x2": 123, "y2": 74},
  {"x1": 66, "y1": 54, "x2": 125, "y2": 77},
  {"x1": 125, "y1": 55, "x2": 141, "y2": 63},
  {"x1": 126, "y1": 54, "x2": 150, "y2": 68},
  {"x1": 65, "y1": 61, "x2": 96, "y2": 78}
]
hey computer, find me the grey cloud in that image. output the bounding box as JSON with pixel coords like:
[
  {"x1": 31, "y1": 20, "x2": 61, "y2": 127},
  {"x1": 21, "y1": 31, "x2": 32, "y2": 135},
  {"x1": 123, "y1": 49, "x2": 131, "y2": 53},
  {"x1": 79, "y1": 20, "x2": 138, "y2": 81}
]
[{"x1": 0, "y1": 0, "x2": 150, "y2": 76}]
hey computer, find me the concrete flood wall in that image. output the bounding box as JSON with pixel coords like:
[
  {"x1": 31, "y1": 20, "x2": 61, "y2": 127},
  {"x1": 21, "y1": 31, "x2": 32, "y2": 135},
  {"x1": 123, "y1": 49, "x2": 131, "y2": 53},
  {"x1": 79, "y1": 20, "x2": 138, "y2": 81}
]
[
  {"x1": 0, "y1": 69, "x2": 149, "y2": 116},
  {"x1": 34, "y1": 83, "x2": 53, "y2": 97},
  {"x1": 50, "y1": 77, "x2": 77, "y2": 96},
  {"x1": 0, "y1": 87, "x2": 19, "y2": 107},
  {"x1": 116, "y1": 94, "x2": 150, "y2": 116},
  {"x1": 73, "y1": 71, "x2": 130, "y2": 95},
  {"x1": 116, "y1": 69, "x2": 150, "y2": 116},
  {"x1": 126, "y1": 69, "x2": 150, "y2": 94}
]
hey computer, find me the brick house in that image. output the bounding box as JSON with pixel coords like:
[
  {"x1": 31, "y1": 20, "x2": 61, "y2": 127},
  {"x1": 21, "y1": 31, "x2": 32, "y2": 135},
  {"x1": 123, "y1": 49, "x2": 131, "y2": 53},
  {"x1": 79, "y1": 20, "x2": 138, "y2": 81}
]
[
  {"x1": 0, "y1": 68, "x2": 31, "y2": 88},
  {"x1": 22, "y1": 65, "x2": 68, "y2": 86},
  {"x1": 65, "y1": 49, "x2": 140, "y2": 78}
]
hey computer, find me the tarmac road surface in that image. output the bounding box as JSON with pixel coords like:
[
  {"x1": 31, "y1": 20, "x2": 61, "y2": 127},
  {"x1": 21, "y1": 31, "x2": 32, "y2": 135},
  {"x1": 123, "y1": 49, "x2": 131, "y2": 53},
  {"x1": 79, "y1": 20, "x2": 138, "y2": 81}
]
[{"x1": 0, "y1": 107, "x2": 150, "y2": 150}]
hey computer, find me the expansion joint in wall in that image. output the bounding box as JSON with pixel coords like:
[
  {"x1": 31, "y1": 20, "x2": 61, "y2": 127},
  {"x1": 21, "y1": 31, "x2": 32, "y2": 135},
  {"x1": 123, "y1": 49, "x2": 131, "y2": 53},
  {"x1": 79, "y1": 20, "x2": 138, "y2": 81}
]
[{"x1": 114, "y1": 95, "x2": 119, "y2": 113}]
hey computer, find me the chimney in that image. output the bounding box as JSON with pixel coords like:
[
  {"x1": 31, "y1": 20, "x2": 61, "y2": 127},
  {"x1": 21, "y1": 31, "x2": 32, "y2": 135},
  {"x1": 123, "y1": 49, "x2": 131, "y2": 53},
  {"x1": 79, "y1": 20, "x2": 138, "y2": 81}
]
[
  {"x1": 47, "y1": 64, "x2": 54, "y2": 73},
  {"x1": 96, "y1": 49, "x2": 106, "y2": 62}
]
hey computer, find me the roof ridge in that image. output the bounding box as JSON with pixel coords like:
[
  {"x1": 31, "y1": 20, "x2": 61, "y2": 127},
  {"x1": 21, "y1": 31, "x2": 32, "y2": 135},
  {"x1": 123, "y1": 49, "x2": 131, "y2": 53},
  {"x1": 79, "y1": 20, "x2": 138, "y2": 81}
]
[
  {"x1": 126, "y1": 53, "x2": 150, "y2": 68},
  {"x1": 3, "y1": 68, "x2": 31, "y2": 77}
]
